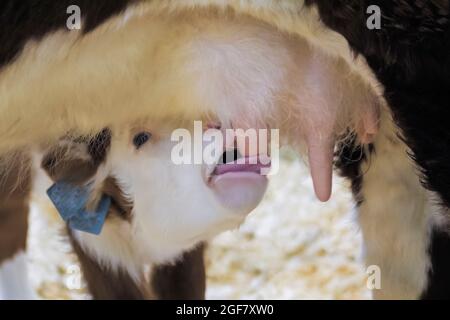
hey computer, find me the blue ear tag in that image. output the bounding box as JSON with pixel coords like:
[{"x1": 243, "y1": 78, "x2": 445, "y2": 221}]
[{"x1": 46, "y1": 182, "x2": 111, "y2": 235}]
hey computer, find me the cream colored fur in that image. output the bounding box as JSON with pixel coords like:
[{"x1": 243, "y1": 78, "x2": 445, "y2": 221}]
[
  {"x1": 0, "y1": 0, "x2": 378, "y2": 156},
  {"x1": 357, "y1": 106, "x2": 441, "y2": 299}
]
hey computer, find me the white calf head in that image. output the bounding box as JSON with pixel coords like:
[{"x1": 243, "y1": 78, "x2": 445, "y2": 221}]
[{"x1": 42, "y1": 121, "x2": 269, "y2": 274}]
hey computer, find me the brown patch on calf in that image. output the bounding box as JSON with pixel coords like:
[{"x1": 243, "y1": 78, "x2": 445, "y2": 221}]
[
  {"x1": 68, "y1": 229, "x2": 153, "y2": 300},
  {"x1": 152, "y1": 244, "x2": 206, "y2": 300},
  {"x1": 102, "y1": 177, "x2": 133, "y2": 221},
  {"x1": 0, "y1": 154, "x2": 31, "y2": 264},
  {"x1": 86, "y1": 129, "x2": 112, "y2": 166},
  {"x1": 70, "y1": 230, "x2": 206, "y2": 300},
  {"x1": 41, "y1": 129, "x2": 111, "y2": 185}
]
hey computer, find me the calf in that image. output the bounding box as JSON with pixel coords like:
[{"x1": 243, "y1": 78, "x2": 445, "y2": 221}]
[{"x1": 1, "y1": 121, "x2": 270, "y2": 299}]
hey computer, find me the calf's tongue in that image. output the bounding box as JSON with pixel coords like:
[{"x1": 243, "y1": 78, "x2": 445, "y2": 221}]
[{"x1": 215, "y1": 161, "x2": 270, "y2": 176}]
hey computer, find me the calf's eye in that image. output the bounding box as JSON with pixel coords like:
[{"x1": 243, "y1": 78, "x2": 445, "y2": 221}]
[{"x1": 133, "y1": 132, "x2": 152, "y2": 149}]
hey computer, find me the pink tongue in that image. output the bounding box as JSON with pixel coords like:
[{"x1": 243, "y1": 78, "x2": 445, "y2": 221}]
[{"x1": 215, "y1": 161, "x2": 271, "y2": 175}]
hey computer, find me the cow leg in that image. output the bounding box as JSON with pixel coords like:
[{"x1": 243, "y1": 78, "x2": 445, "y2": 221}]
[
  {"x1": 151, "y1": 244, "x2": 206, "y2": 300},
  {"x1": 0, "y1": 155, "x2": 35, "y2": 299},
  {"x1": 337, "y1": 109, "x2": 442, "y2": 299}
]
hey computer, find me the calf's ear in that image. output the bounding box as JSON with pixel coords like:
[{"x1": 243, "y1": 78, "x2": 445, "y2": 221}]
[{"x1": 41, "y1": 129, "x2": 111, "y2": 185}]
